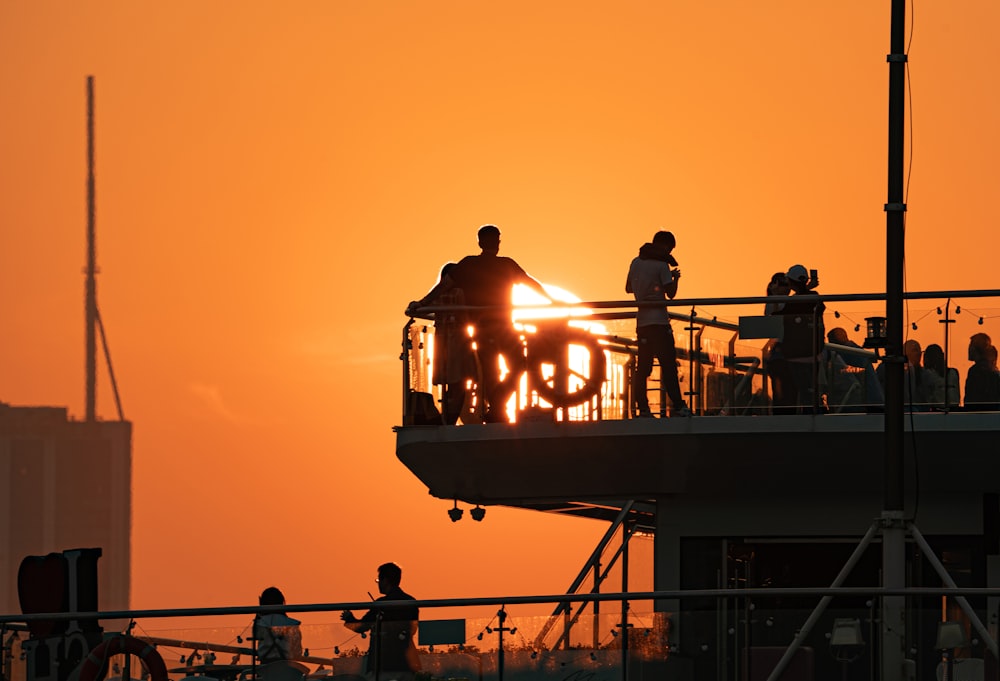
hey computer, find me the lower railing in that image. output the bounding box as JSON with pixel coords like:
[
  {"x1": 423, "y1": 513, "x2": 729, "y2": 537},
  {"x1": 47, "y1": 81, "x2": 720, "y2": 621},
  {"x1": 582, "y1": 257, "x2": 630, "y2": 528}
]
[{"x1": 3, "y1": 587, "x2": 999, "y2": 681}]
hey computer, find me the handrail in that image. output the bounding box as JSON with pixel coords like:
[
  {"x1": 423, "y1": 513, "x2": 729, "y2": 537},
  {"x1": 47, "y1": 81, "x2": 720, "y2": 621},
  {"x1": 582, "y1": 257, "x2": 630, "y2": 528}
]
[
  {"x1": 7, "y1": 585, "x2": 997, "y2": 681},
  {"x1": 402, "y1": 288, "x2": 1000, "y2": 422},
  {"x1": 6, "y1": 585, "x2": 1000, "y2": 624},
  {"x1": 405, "y1": 288, "x2": 1000, "y2": 319}
]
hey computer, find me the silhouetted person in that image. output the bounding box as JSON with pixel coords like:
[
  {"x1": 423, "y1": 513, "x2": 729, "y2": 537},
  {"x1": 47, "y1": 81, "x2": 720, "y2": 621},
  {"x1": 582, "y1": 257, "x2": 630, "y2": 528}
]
[
  {"x1": 827, "y1": 327, "x2": 864, "y2": 364},
  {"x1": 965, "y1": 333, "x2": 1000, "y2": 410},
  {"x1": 626, "y1": 230, "x2": 690, "y2": 417},
  {"x1": 763, "y1": 272, "x2": 795, "y2": 413},
  {"x1": 877, "y1": 339, "x2": 939, "y2": 410},
  {"x1": 421, "y1": 262, "x2": 476, "y2": 424},
  {"x1": 254, "y1": 587, "x2": 307, "y2": 681},
  {"x1": 407, "y1": 225, "x2": 549, "y2": 422},
  {"x1": 903, "y1": 339, "x2": 932, "y2": 408},
  {"x1": 764, "y1": 271, "x2": 791, "y2": 316},
  {"x1": 777, "y1": 264, "x2": 826, "y2": 413},
  {"x1": 341, "y1": 563, "x2": 420, "y2": 681},
  {"x1": 922, "y1": 343, "x2": 960, "y2": 409},
  {"x1": 823, "y1": 327, "x2": 862, "y2": 411},
  {"x1": 826, "y1": 326, "x2": 882, "y2": 409}
]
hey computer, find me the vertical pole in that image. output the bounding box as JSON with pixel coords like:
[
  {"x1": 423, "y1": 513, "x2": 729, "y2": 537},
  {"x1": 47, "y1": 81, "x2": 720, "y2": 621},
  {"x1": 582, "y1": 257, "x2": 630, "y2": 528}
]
[
  {"x1": 497, "y1": 608, "x2": 505, "y2": 681},
  {"x1": 882, "y1": 0, "x2": 908, "y2": 678},
  {"x1": 885, "y1": 0, "x2": 906, "y2": 514},
  {"x1": 942, "y1": 299, "x2": 953, "y2": 410},
  {"x1": 593, "y1": 561, "x2": 601, "y2": 650},
  {"x1": 373, "y1": 610, "x2": 383, "y2": 681},
  {"x1": 85, "y1": 75, "x2": 97, "y2": 422},
  {"x1": 621, "y1": 524, "x2": 629, "y2": 681},
  {"x1": 402, "y1": 321, "x2": 415, "y2": 422}
]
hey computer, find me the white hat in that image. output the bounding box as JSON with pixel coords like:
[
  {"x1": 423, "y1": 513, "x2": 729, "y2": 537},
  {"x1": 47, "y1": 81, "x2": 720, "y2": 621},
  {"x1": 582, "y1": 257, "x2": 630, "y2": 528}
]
[{"x1": 786, "y1": 264, "x2": 809, "y2": 283}]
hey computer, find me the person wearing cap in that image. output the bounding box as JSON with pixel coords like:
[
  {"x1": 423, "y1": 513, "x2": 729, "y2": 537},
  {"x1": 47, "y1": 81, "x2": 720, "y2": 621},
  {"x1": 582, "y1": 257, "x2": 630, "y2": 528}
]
[
  {"x1": 625, "y1": 230, "x2": 691, "y2": 418},
  {"x1": 407, "y1": 225, "x2": 550, "y2": 422},
  {"x1": 775, "y1": 264, "x2": 827, "y2": 413}
]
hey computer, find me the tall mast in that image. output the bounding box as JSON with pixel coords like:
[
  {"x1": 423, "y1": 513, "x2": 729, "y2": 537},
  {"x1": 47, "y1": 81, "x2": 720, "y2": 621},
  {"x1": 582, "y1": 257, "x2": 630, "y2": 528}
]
[
  {"x1": 85, "y1": 75, "x2": 97, "y2": 422},
  {"x1": 881, "y1": 0, "x2": 907, "y2": 677}
]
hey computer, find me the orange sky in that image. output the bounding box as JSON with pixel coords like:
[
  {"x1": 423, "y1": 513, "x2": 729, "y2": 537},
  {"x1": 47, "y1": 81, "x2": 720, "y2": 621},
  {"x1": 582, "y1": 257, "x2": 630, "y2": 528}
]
[{"x1": 1, "y1": 1, "x2": 999, "y2": 629}]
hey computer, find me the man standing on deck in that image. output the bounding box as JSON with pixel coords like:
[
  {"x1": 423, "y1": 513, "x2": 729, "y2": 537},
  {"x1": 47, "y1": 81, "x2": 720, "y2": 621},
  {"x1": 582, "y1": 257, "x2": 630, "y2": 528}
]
[
  {"x1": 779, "y1": 264, "x2": 827, "y2": 413},
  {"x1": 341, "y1": 562, "x2": 420, "y2": 681},
  {"x1": 625, "y1": 230, "x2": 691, "y2": 418},
  {"x1": 407, "y1": 224, "x2": 550, "y2": 422}
]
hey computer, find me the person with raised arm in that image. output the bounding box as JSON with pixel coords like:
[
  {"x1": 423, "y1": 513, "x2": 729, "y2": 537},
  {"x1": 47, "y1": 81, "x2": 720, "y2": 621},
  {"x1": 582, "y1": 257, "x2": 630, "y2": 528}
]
[{"x1": 341, "y1": 563, "x2": 420, "y2": 681}]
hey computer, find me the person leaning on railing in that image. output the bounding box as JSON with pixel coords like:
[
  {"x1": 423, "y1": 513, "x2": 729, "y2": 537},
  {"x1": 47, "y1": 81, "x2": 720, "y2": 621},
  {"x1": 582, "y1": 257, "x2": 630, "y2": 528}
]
[
  {"x1": 341, "y1": 562, "x2": 421, "y2": 681},
  {"x1": 414, "y1": 262, "x2": 476, "y2": 425},
  {"x1": 406, "y1": 224, "x2": 550, "y2": 423}
]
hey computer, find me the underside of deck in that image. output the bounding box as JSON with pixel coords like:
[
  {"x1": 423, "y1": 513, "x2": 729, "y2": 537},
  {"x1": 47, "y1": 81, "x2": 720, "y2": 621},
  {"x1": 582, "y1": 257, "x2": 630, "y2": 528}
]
[{"x1": 396, "y1": 412, "x2": 1000, "y2": 525}]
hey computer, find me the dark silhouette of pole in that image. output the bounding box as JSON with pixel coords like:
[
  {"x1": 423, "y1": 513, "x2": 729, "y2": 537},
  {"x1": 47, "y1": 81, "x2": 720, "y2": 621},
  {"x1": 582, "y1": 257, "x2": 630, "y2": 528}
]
[
  {"x1": 85, "y1": 75, "x2": 97, "y2": 422},
  {"x1": 620, "y1": 525, "x2": 630, "y2": 681},
  {"x1": 940, "y1": 299, "x2": 955, "y2": 411},
  {"x1": 885, "y1": 0, "x2": 906, "y2": 514},
  {"x1": 372, "y1": 610, "x2": 382, "y2": 681},
  {"x1": 882, "y1": 0, "x2": 907, "y2": 678},
  {"x1": 493, "y1": 608, "x2": 516, "y2": 681}
]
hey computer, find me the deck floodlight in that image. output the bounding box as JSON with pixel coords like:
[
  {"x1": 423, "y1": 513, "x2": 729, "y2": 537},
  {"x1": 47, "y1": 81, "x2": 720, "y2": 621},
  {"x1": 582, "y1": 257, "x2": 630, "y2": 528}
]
[
  {"x1": 863, "y1": 316, "x2": 888, "y2": 349},
  {"x1": 448, "y1": 500, "x2": 463, "y2": 522},
  {"x1": 830, "y1": 618, "x2": 864, "y2": 662},
  {"x1": 471, "y1": 505, "x2": 486, "y2": 522},
  {"x1": 830, "y1": 618, "x2": 863, "y2": 646},
  {"x1": 936, "y1": 621, "x2": 968, "y2": 681},
  {"x1": 935, "y1": 621, "x2": 967, "y2": 650}
]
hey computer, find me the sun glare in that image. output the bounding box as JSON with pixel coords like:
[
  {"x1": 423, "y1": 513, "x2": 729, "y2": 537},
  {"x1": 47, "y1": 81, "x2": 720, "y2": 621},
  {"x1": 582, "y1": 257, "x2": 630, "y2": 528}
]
[
  {"x1": 505, "y1": 282, "x2": 612, "y2": 421},
  {"x1": 512, "y1": 282, "x2": 599, "y2": 329}
]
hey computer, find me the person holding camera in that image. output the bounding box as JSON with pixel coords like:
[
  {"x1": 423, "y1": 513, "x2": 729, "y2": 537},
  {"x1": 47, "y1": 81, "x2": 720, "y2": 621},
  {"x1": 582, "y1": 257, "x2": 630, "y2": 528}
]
[
  {"x1": 625, "y1": 230, "x2": 691, "y2": 418},
  {"x1": 777, "y1": 265, "x2": 827, "y2": 414}
]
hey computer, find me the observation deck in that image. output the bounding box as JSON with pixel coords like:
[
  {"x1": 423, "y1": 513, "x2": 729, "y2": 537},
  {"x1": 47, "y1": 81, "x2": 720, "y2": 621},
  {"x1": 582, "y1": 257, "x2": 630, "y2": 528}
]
[{"x1": 395, "y1": 289, "x2": 1000, "y2": 528}]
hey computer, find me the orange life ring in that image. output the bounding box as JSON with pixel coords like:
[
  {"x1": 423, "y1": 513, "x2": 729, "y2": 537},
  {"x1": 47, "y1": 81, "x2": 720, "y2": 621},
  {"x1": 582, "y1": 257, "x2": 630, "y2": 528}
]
[{"x1": 78, "y1": 635, "x2": 168, "y2": 681}]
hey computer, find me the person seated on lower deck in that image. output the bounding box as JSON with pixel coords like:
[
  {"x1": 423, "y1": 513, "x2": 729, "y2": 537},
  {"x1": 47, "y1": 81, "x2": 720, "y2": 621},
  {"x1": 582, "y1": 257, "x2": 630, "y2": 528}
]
[
  {"x1": 922, "y1": 343, "x2": 961, "y2": 409},
  {"x1": 964, "y1": 333, "x2": 1000, "y2": 410},
  {"x1": 255, "y1": 587, "x2": 309, "y2": 681},
  {"x1": 824, "y1": 327, "x2": 866, "y2": 412}
]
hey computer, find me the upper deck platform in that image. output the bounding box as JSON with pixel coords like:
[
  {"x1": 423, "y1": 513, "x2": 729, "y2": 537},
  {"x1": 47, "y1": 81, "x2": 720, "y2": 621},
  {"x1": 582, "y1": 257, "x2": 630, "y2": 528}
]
[
  {"x1": 397, "y1": 411, "x2": 1000, "y2": 522},
  {"x1": 395, "y1": 289, "x2": 1000, "y2": 523}
]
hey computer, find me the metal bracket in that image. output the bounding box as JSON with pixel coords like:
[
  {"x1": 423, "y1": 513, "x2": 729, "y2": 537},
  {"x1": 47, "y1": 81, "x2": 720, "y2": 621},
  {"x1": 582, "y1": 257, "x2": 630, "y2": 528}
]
[
  {"x1": 880, "y1": 510, "x2": 908, "y2": 528},
  {"x1": 886, "y1": 53, "x2": 908, "y2": 63},
  {"x1": 884, "y1": 202, "x2": 907, "y2": 212}
]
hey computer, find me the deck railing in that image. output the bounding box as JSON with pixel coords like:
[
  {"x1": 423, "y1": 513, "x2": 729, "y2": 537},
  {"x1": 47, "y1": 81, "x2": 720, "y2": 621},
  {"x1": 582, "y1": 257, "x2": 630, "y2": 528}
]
[
  {"x1": 402, "y1": 289, "x2": 1000, "y2": 425},
  {"x1": 3, "y1": 585, "x2": 1000, "y2": 681}
]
